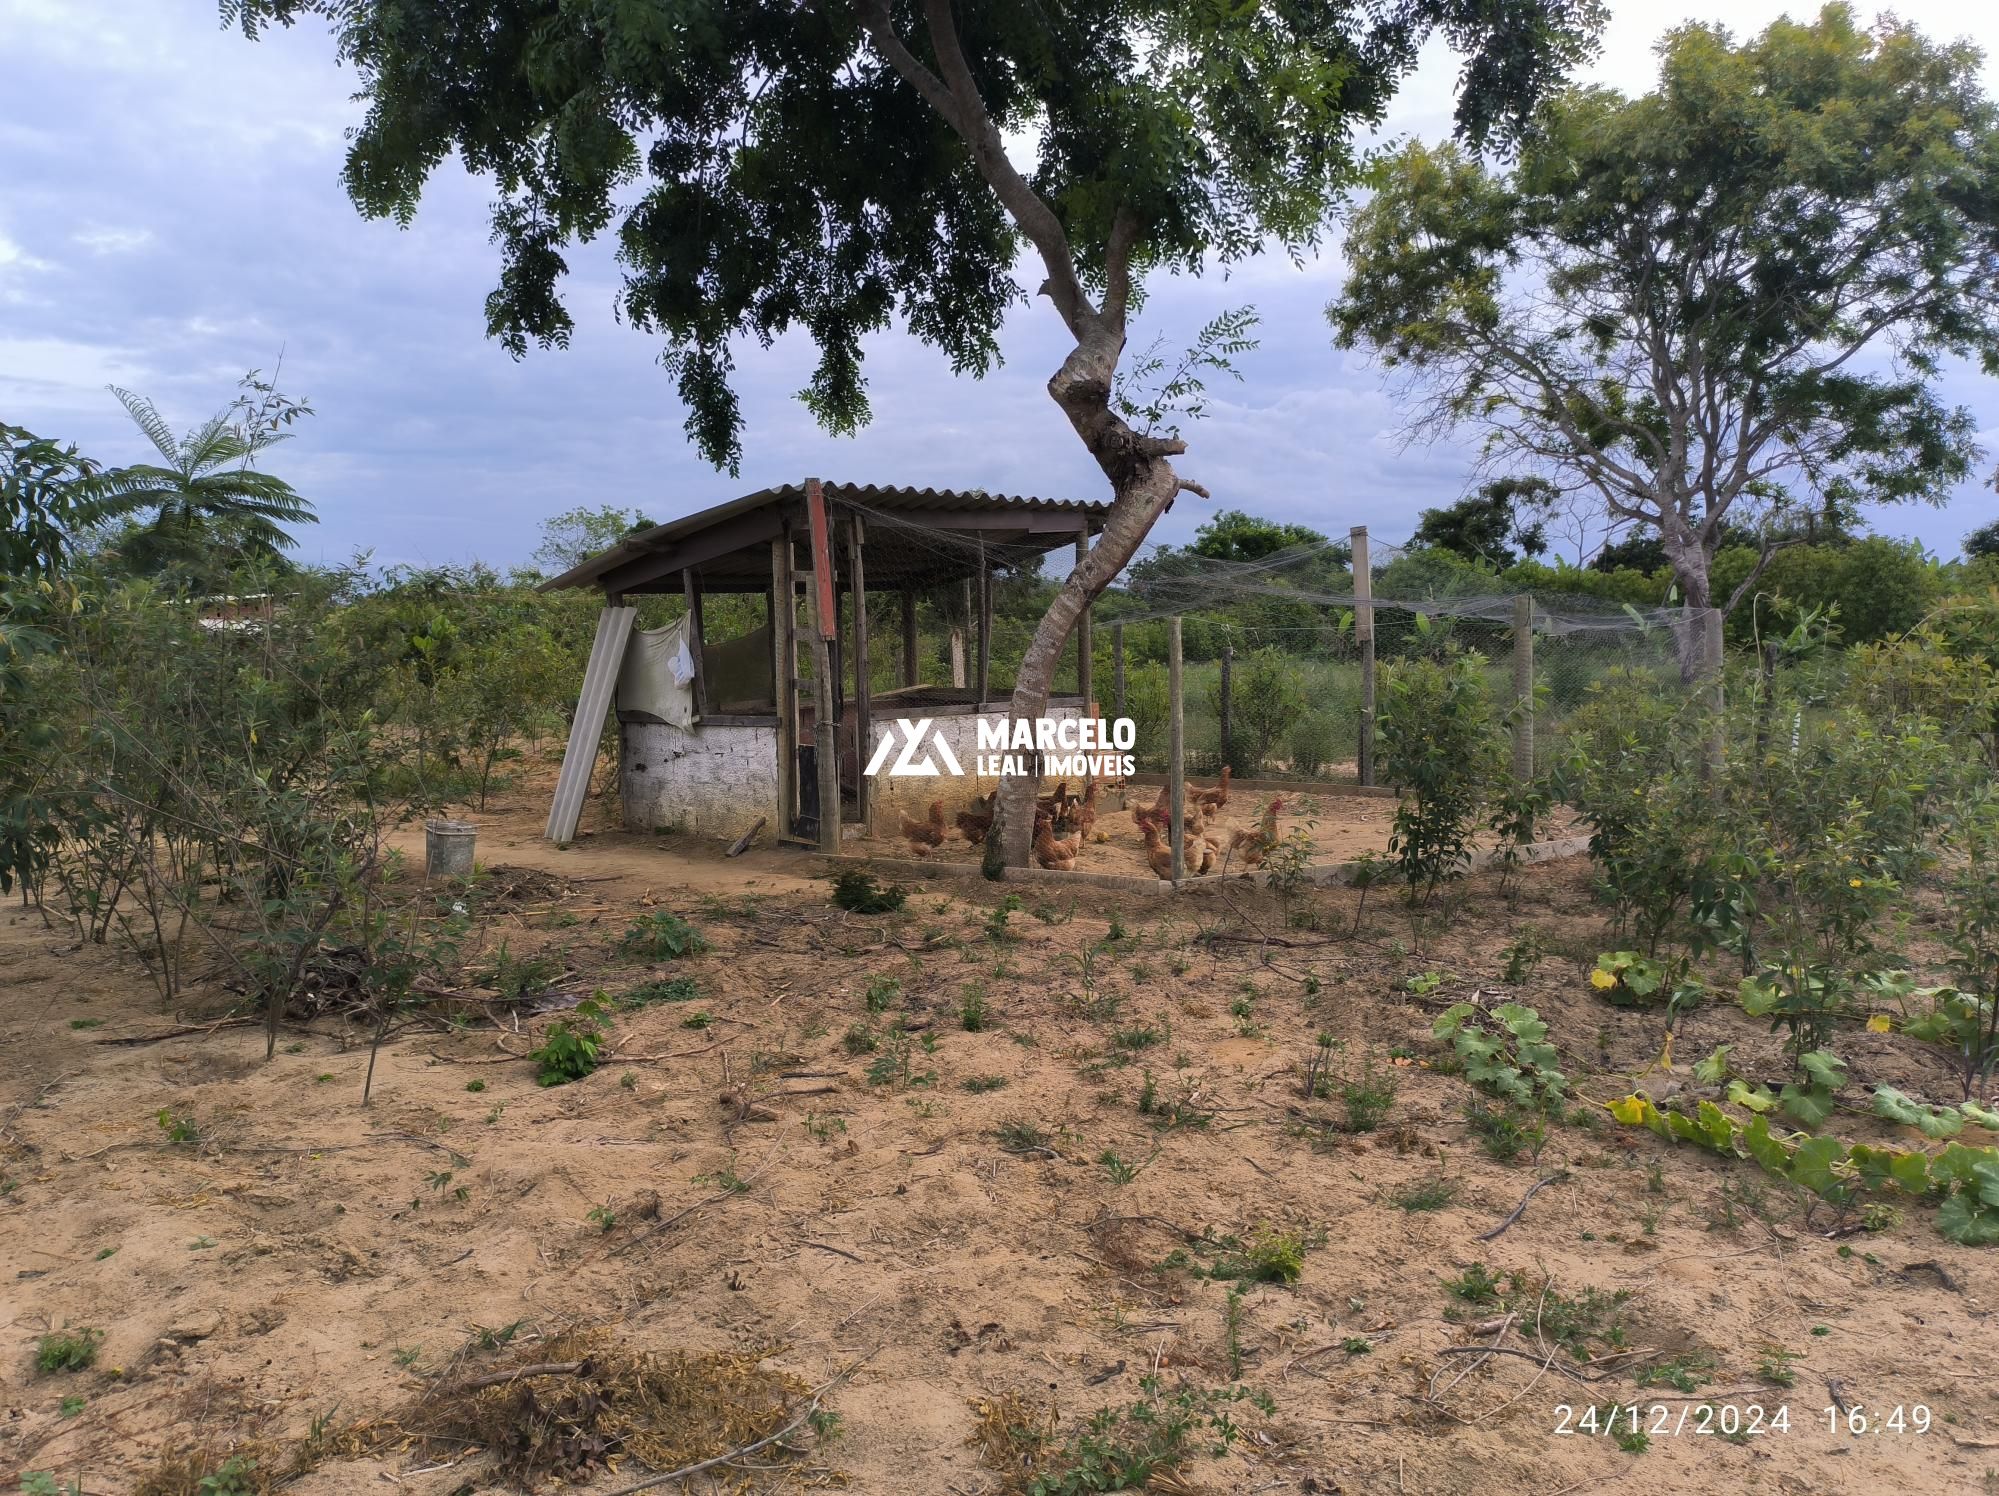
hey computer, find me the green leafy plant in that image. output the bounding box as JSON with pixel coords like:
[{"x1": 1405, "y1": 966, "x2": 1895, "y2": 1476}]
[
  {"x1": 1444, "y1": 1263, "x2": 1506, "y2": 1304},
  {"x1": 1433, "y1": 1001, "x2": 1567, "y2": 1108},
  {"x1": 530, "y1": 997, "x2": 607, "y2": 1086},
  {"x1": 864, "y1": 974, "x2": 901, "y2": 1013},
  {"x1": 1338, "y1": 1056, "x2": 1398, "y2": 1134},
  {"x1": 619, "y1": 910, "x2": 708, "y2": 960},
  {"x1": 960, "y1": 985, "x2": 990, "y2": 1031},
  {"x1": 831, "y1": 868, "x2": 905, "y2": 914},
  {"x1": 1378, "y1": 652, "x2": 1503, "y2": 901},
  {"x1": 616, "y1": 975, "x2": 701, "y2": 1008},
  {"x1": 35, "y1": 1328, "x2": 102, "y2": 1374}
]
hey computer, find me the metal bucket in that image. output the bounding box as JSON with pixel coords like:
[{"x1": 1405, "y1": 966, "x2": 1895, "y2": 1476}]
[{"x1": 425, "y1": 819, "x2": 477, "y2": 879}]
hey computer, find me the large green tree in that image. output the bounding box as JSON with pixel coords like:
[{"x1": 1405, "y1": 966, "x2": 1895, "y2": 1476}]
[
  {"x1": 1412, "y1": 477, "x2": 1550, "y2": 568},
  {"x1": 225, "y1": 0, "x2": 1598, "y2": 863},
  {"x1": 1330, "y1": 5, "x2": 1999, "y2": 675}
]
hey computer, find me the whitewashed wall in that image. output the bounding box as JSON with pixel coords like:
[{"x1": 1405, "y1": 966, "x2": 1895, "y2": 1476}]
[
  {"x1": 865, "y1": 704, "x2": 1087, "y2": 824},
  {"x1": 620, "y1": 703, "x2": 1087, "y2": 838},
  {"x1": 620, "y1": 720, "x2": 778, "y2": 837}
]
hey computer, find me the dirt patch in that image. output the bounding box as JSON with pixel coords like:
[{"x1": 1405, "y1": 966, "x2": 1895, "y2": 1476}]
[{"x1": 2, "y1": 761, "x2": 1995, "y2": 1494}]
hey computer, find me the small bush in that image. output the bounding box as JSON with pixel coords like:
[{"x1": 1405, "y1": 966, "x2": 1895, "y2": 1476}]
[
  {"x1": 531, "y1": 998, "x2": 607, "y2": 1086},
  {"x1": 831, "y1": 869, "x2": 906, "y2": 914},
  {"x1": 1339, "y1": 1057, "x2": 1398, "y2": 1133},
  {"x1": 617, "y1": 976, "x2": 700, "y2": 1008},
  {"x1": 36, "y1": 1327, "x2": 102, "y2": 1374},
  {"x1": 620, "y1": 911, "x2": 708, "y2": 960}
]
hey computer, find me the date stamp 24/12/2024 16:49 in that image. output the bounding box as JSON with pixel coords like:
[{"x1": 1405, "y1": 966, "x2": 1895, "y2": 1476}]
[{"x1": 1554, "y1": 1403, "x2": 1934, "y2": 1441}]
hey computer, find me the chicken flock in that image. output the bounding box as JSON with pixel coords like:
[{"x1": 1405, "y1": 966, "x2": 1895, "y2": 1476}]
[{"x1": 896, "y1": 765, "x2": 1287, "y2": 879}]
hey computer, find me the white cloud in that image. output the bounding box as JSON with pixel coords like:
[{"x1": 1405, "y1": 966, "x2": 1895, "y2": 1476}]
[{"x1": 72, "y1": 225, "x2": 155, "y2": 255}]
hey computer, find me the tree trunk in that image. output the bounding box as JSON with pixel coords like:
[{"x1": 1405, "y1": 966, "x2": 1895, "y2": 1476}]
[
  {"x1": 993, "y1": 330, "x2": 1187, "y2": 868},
  {"x1": 1662, "y1": 534, "x2": 1716, "y2": 686}
]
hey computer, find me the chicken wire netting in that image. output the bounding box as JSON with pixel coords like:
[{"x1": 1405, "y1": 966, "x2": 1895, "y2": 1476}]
[{"x1": 1106, "y1": 536, "x2": 1707, "y2": 781}]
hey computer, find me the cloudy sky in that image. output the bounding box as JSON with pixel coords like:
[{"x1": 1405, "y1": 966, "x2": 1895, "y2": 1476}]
[{"x1": 4, "y1": 0, "x2": 1996, "y2": 573}]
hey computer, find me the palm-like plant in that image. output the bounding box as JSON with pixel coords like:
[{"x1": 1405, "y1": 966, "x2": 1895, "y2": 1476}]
[{"x1": 96, "y1": 383, "x2": 316, "y2": 574}]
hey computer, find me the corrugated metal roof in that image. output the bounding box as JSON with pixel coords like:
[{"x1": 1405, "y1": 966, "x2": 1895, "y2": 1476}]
[{"x1": 540, "y1": 480, "x2": 1107, "y2": 592}]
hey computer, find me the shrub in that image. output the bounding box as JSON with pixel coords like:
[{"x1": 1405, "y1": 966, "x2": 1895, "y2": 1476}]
[
  {"x1": 620, "y1": 911, "x2": 708, "y2": 960},
  {"x1": 831, "y1": 868, "x2": 906, "y2": 914},
  {"x1": 1378, "y1": 651, "x2": 1504, "y2": 899},
  {"x1": 531, "y1": 997, "x2": 607, "y2": 1085},
  {"x1": 36, "y1": 1328, "x2": 102, "y2": 1374}
]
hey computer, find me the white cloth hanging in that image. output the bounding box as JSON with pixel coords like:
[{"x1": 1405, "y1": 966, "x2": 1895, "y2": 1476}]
[{"x1": 616, "y1": 616, "x2": 698, "y2": 727}]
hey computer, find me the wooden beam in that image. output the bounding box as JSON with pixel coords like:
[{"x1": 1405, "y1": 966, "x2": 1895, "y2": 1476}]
[
  {"x1": 772, "y1": 535, "x2": 798, "y2": 835},
  {"x1": 1352, "y1": 526, "x2": 1375, "y2": 787},
  {"x1": 849, "y1": 515, "x2": 872, "y2": 829},
  {"x1": 805, "y1": 477, "x2": 837, "y2": 640},
  {"x1": 596, "y1": 506, "x2": 787, "y2": 596},
  {"x1": 901, "y1": 588, "x2": 919, "y2": 689},
  {"x1": 682, "y1": 568, "x2": 706, "y2": 721},
  {"x1": 975, "y1": 539, "x2": 991, "y2": 707},
  {"x1": 1168, "y1": 616, "x2": 1185, "y2": 883},
  {"x1": 810, "y1": 584, "x2": 841, "y2": 854},
  {"x1": 1113, "y1": 623, "x2": 1126, "y2": 720},
  {"x1": 1075, "y1": 529, "x2": 1093, "y2": 708},
  {"x1": 951, "y1": 579, "x2": 970, "y2": 688},
  {"x1": 1512, "y1": 593, "x2": 1535, "y2": 785}
]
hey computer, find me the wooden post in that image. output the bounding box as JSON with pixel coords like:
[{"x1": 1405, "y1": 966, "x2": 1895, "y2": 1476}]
[
  {"x1": 1075, "y1": 529, "x2": 1093, "y2": 706},
  {"x1": 810, "y1": 586, "x2": 841, "y2": 854},
  {"x1": 975, "y1": 541, "x2": 992, "y2": 707},
  {"x1": 771, "y1": 535, "x2": 797, "y2": 835},
  {"x1": 682, "y1": 568, "x2": 706, "y2": 721},
  {"x1": 1168, "y1": 616, "x2": 1185, "y2": 884},
  {"x1": 901, "y1": 588, "x2": 919, "y2": 689},
  {"x1": 849, "y1": 515, "x2": 872, "y2": 828},
  {"x1": 1701, "y1": 606, "x2": 1726, "y2": 780},
  {"x1": 1218, "y1": 642, "x2": 1233, "y2": 774},
  {"x1": 951, "y1": 578, "x2": 970, "y2": 689},
  {"x1": 1113, "y1": 623, "x2": 1126, "y2": 720},
  {"x1": 1352, "y1": 526, "x2": 1375, "y2": 787},
  {"x1": 1511, "y1": 593, "x2": 1535, "y2": 784}
]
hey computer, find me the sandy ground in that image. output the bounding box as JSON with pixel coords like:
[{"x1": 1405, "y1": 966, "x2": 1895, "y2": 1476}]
[
  {"x1": 3, "y1": 764, "x2": 1997, "y2": 1494},
  {"x1": 852, "y1": 780, "x2": 1577, "y2": 878}
]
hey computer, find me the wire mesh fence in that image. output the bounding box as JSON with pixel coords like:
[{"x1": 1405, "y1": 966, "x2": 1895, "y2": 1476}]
[{"x1": 1112, "y1": 534, "x2": 1707, "y2": 784}]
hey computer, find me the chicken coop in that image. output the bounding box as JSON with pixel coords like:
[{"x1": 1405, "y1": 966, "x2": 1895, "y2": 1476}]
[{"x1": 540, "y1": 479, "x2": 1109, "y2": 850}]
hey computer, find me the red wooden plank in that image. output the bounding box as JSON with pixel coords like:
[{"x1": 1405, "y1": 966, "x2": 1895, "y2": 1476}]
[{"x1": 805, "y1": 476, "x2": 837, "y2": 640}]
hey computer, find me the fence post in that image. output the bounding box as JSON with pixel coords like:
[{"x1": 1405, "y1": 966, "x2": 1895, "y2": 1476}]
[
  {"x1": 1113, "y1": 623, "x2": 1126, "y2": 721},
  {"x1": 1169, "y1": 616, "x2": 1185, "y2": 883},
  {"x1": 1351, "y1": 526, "x2": 1375, "y2": 786},
  {"x1": 1075, "y1": 529, "x2": 1093, "y2": 707},
  {"x1": 1218, "y1": 643, "x2": 1233, "y2": 774},
  {"x1": 1511, "y1": 593, "x2": 1535, "y2": 784},
  {"x1": 1701, "y1": 606, "x2": 1726, "y2": 779}
]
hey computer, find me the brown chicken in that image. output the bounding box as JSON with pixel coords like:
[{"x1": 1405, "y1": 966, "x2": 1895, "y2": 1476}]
[
  {"x1": 1228, "y1": 796, "x2": 1285, "y2": 869},
  {"x1": 1131, "y1": 781, "x2": 1170, "y2": 829},
  {"x1": 1072, "y1": 779, "x2": 1102, "y2": 839},
  {"x1": 955, "y1": 790, "x2": 997, "y2": 845},
  {"x1": 1139, "y1": 819, "x2": 1175, "y2": 880},
  {"x1": 1189, "y1": 765, "x2": 1232, "y2": 814},
  {"x1": 1033, "y1": 811, "x2": 1080, "y2": 871},
  {"x1": 1037, "y1": 780, "x2": 1072, "y2": 818},
  {"x1": 899, "y1": 799, "x2": 947, "y2": 855}
]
